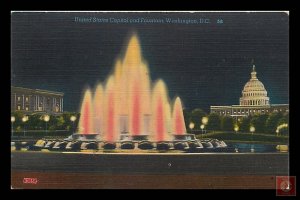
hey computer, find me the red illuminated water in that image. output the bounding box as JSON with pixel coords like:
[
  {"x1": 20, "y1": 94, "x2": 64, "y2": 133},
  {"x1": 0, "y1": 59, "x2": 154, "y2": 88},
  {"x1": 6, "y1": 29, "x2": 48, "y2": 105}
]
[
  {"x1": 172, "y1": 97, "x2": 186, "y2": 135},
  {"x1": 78, "y1": 89, "x2": 94, "y2": 134},
  {"x1": 78, "y1": 34, "x2": 186, "y2": 142}
]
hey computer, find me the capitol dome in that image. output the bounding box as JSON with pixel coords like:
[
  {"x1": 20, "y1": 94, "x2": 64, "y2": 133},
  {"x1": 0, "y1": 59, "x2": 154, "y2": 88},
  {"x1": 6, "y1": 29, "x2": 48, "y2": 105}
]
[{"x1": 239, "y1": 65, "x2": 270, "y2": 106}]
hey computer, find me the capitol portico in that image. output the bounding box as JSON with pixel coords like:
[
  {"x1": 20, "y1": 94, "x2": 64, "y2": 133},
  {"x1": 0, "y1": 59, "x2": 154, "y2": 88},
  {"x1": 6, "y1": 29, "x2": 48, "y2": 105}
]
[{"x1": 210, "y1": 65, "x2": 289, "y2": 117}]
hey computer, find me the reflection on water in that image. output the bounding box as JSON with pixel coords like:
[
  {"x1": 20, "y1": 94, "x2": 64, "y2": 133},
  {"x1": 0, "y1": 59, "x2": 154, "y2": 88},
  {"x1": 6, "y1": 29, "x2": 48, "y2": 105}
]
[{"x1": 227, "y1": 142, "x2": 288, "y2": 153}]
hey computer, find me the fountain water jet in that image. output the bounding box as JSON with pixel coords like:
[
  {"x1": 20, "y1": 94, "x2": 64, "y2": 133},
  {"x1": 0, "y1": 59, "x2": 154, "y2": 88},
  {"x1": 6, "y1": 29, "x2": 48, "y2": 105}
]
[
  {"x1": 172, "y1": 97, "x2": 186, "y2": 135},
  {"x1": 152, "y1": 80, "x2": 171, "y2": 142},
  {"x1": 77, "y1": 33, "x2": 186, "y2": 142},
  {"x1": 78, "y1": 89, "x2": 94, "y2": 134},
  {"x1": 93, "y1": 84, "x2": 104, "y2": 135},
  {"x1": 104, "y1": 76, "x2": 119, "y2": 142}
]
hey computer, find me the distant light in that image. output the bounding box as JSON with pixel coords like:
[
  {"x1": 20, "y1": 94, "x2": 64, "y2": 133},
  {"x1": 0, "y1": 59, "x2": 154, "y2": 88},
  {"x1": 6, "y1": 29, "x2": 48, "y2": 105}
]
[
  {"x1": 200, "y1": 124, "x2": 205, "y2": 129},
  {"x1": 202, "y1": 117, "x2": 208, "y2": 125},
  {"x1": 22, "y1": 116, "x2": 28, "y2": 122},
  {"x1": 70, "y1": 115, "x2": 77, "y2": 122},
  {"x1": 44, "y1": 115, "x2": 50, "y2": 122},
  {"x1": 250, "y1": 126, "x2": 255, "y2": 133},
  {"x1": 189, "y1": 122, "x2": 195, "y2": 129},
  {"x1": 234, "y1": 126, "x2": 239, "y2": 132},
  {"x1": 11, "y1": 116, "x2": 15, "y2": 123}
]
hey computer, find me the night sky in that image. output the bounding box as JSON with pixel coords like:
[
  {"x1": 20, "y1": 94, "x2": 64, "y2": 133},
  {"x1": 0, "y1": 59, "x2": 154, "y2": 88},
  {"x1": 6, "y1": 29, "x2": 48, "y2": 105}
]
[{"x1": 11, "y1": 12, "x2": 289, "y2": 113}]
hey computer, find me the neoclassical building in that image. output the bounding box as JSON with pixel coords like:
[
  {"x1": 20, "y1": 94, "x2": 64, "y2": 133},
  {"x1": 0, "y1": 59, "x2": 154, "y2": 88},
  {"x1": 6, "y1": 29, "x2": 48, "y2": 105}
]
[
  {"x1": 210, "y1": 65, "x2": 289, "y2": 117},
  {"x1": 11, "y1": 86, "x2": 64, "y2": 114}
]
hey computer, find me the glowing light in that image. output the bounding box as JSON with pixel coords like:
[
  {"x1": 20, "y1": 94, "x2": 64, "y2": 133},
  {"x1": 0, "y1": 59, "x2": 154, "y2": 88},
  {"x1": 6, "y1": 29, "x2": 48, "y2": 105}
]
[
  {"x1": 44, "y1": 115, "x2": 50, "y2": 122},
  {"x1": 234, "y1": 125, "x2": 239, "y2": 132},
  {"x1": 250, "y1": 126, "x2": 255, "y2": 133},
  {"x1": 70, "y1": 116, "x2": 77, "y2": 122},
  {"x1": 22, "y1": 116, "x2": 28, "y2": 122},
  {"x1": 11, "y1": 116, "x2": 15, "y2": 123},
  {"x1": 200, "y1": 124, "x2": 205, "y2": 130},
  {"x1": 202, "y1": 117, "x2": 208, "y2": 125},
  {"x1": 189, "y1": 122, "x2": 195, "y2": 130}
]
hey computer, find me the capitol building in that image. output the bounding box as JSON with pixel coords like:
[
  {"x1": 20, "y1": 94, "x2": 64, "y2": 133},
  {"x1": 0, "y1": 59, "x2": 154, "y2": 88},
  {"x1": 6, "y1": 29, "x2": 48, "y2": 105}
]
[{"x1": 210, "y1": 65, "x2": 289, "y2": 117}]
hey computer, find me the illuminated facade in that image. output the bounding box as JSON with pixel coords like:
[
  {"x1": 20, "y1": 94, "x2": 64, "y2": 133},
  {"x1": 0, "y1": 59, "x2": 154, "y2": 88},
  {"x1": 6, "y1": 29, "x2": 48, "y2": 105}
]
[
  {"x1": 210, "y1": 65, "x2": 289, "y2": 117},
  {"x1": 11, "y1": 86, "x2": 64, "y2": 114}
]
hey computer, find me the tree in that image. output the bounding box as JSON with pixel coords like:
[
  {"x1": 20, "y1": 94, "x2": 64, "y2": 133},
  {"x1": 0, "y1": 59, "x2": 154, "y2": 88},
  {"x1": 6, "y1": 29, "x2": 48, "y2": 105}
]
[
  {"x1": 250, "y1": 114, "x2": 268, "y2": 133},
  {"x1": 189, "y1": 108, "x2": 207, "y2": 131},
  {"x1": 207, "y1": 113, "x2": 221, "y2": 132},
  {"x1": 27, "y1": 114, "x2": 44, "y2": 130},
  {"x1": 240, "y1": 116, "x2": 251, "y2": 132},
  {"x1": 277, "y1": 113, "x2": 289, "y2": 135},
  {"x1": 183, "y1": 109, "x2": 191, "y2": 131},
  {"x1": 265, "y1": 112, "x2": 283, "y2": 134},
  {"x1": 221, "y1": 116, "x2": 234, "y2": 131}
]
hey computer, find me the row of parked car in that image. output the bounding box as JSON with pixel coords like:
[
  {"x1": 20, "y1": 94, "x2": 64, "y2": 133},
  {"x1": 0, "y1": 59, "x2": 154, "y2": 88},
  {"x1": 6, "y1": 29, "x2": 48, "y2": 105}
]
[{"x1": 11, "y1": 133, "x2": 228, "y2": 152}]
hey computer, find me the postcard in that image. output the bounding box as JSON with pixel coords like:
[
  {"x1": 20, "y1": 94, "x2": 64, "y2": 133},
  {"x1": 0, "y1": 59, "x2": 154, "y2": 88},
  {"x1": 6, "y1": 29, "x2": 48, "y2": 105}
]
[{"x1": 11, "y1": 11, "x2": 291, "y2": 191}]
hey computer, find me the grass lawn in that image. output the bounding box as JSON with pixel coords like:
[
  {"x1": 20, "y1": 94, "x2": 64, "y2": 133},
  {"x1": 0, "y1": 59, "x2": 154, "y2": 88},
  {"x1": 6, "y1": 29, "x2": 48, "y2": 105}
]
[{"x1": 196, "y1": 131, "x2": 289, "y2": 144}]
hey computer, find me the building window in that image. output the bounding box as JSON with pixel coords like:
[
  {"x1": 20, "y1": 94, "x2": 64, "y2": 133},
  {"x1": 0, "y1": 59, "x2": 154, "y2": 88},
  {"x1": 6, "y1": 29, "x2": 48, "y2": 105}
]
[
  {"x1": 17, "y1": 106, "x2": 21, "y2": 110},
  {"x1": 25, "y1": 97, "x2": 29, "y2": 102},
  {"x1": 25, "y1": 106, "x2": 29, "y2": 111},
  {"x1": 17, "y1": 96, "x2": 21, "y2": 101}
]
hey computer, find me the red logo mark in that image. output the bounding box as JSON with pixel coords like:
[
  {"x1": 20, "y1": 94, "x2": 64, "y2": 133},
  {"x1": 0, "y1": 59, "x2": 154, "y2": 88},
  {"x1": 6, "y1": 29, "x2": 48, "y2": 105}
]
[
  {"x1": 23, "y1": 178, "x2": 38, "y2": 184},
  {"x1": 276, "y1": 176, "x2": 296, "y2": 196}
]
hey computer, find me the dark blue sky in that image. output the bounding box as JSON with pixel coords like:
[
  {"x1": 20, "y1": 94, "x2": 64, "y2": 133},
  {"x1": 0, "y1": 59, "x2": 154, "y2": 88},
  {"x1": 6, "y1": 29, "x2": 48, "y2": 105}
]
[{"x1": 11, "y1": 12, "x2": 289, "y2": 113}]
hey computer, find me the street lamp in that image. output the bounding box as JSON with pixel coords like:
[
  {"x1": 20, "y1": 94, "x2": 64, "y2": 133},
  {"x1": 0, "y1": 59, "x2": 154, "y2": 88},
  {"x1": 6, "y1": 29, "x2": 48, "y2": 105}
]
[
  {"x1": 234, "y1": 125, "x2": 239, "y2": 134},
  {"x1": 44, "y1": 115, "x2": 50, "y2": 135},
  {"x1": 200, "y1": 124, "x2": 205, "y2": 139},
  {"x1": 250, "y1": 126, "x2": 255, "y2": 152},
  {"x1": 22, "y1": 116, "x2": 28, "y2": 137},
  {"x1": 202, "y1": 117, "x2": 208, "y2": 125},
  {"x1": 189, "y1": 122, "x2": 195, "y2": 134},
  {"x1": 70, "y1": 115, "x2": 77, "y2": 134},
  {"x1": 250, "y1": 126, "x2": 255, "y2": 134},
  {"x1": 11, "y1": 116, "x2": 15, "y2": 137}
]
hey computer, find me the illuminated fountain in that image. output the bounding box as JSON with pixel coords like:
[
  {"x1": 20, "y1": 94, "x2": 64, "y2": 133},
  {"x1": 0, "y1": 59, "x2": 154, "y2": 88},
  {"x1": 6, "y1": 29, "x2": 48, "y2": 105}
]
[
  {"x1": 72, "y1": 35, "x2": 223, "y2": 150},
  {"x1": 77, "y1": 33, "x2": 188, "y2": 145}
]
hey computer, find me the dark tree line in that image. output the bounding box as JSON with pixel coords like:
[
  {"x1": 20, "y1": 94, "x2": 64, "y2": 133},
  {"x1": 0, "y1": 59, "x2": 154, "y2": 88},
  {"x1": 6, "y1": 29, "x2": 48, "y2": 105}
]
[
  {"x1": 11, "y1": 111, "x2": 80, "y2": 132},
  {"x1": 183, "y1": 109, "x2": 289, "y2": 135}
]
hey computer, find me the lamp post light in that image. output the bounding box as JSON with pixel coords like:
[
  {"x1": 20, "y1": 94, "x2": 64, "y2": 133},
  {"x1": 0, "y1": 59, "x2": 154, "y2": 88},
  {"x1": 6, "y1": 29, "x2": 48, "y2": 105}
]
[
  {"x1": 22, "y1": 116, "x2": 28, "y2": 137},
  {"x1": 250, "y1": 126, "x2": 255, "y2": 152},
  {"x1": 234, "y1": 126, "x2": 239, "y2": 134},
  {"x1": 11, "y1": 116, "x2": 15, "y2": 137},
  {"x1": 44, "y1": 115, "x2": 50, "y2": 136},
  {"x1": 189, "y1": 122, "x2": 195, "y2": 134},
  {"x1": 70, "y1": 115, "x2": 77, "y2": 134},
  {"x1": 200, "y1": 124, "x2": 205, "y2": 139},
  {"x1": 202, "y1": 117, "x2": 208, "y2": 125}
]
